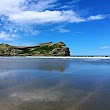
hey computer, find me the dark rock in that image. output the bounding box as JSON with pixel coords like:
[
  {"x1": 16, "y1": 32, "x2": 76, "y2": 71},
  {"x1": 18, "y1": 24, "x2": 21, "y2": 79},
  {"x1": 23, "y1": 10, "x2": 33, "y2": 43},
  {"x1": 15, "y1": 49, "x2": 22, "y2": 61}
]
[{"x1": 51, "y1": 47, "x2": 70, "y2": 56}]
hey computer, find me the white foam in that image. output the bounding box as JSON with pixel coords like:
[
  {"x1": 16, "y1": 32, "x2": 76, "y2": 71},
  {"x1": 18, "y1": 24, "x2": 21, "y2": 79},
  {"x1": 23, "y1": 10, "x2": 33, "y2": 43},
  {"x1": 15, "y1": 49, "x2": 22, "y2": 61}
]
[{"x1": 26, "y1": 56, "x2": 110, "y2": 59}]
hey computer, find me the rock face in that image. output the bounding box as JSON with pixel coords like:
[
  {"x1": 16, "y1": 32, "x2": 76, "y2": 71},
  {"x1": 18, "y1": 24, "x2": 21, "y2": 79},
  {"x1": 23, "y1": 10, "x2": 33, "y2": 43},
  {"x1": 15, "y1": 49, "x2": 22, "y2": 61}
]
[
  {"x1": 0, "y1": 42, "x2": 70, "y2": 56},
  {"x1": 51, "y1": 47, "x2": 70, "y2": 56}
]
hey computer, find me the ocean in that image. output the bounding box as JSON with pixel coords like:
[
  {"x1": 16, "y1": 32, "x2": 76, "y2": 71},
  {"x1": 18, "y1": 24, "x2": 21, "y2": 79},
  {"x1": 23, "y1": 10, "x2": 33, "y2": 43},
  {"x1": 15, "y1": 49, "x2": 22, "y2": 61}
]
[{"x1": 0, "y1": 57, "x2": 110, "y2": 110}]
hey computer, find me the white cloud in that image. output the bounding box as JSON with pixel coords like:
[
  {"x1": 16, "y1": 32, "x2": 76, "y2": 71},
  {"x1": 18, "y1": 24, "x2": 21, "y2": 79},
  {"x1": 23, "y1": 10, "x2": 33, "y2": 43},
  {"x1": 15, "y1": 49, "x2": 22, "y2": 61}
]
[
  {"x1": 50, "y1": 26, "x2": 70, "y2": 33},
  {"x1": 99, "y1": 46, "x2": 110, "y2": 49},
  {"x1": 0, "y1": 0, "x2": 25, "y2": 15},
  {"x1": 0, "y1": 31, "x2": 17, "y2": 41},
  {"x1": 8, "y1": 10, "x2": 107, "y2": 24},
  {"x1": 87, "y1": 14, "x2": 108, "y2": 21},
  {"x1": 56, "y1": 28, "x2": 70, "y2": 33},
  {"x1": 0, "y1": 0, "x2": 108, "y2": 25},
  {"x1": 0, "y1": 0, "x2": 109, "y2": 39},
  {"x1": 8, "y1": 10, "x2": 86, "y2": 24},
  {"x1": 25, "y1": 0, "x2": 58, "y2": 11},
  {"x1": 58, "y1": 29, "x2": 70, "y2": 33}
]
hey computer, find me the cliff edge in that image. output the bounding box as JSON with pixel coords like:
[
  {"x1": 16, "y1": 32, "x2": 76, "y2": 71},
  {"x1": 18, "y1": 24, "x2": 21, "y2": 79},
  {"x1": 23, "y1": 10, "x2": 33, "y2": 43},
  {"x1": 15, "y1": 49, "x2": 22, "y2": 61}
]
[{"x1": 0, "y1": 42, "x2": 70, "y2": 56}]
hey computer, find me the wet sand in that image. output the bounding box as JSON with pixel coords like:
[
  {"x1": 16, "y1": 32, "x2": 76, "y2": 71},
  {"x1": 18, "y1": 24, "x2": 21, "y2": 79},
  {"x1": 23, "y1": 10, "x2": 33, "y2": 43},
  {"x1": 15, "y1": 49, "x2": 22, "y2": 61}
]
[{"x1": 0, "y1": 58, "x2": 110, "y2": 110}]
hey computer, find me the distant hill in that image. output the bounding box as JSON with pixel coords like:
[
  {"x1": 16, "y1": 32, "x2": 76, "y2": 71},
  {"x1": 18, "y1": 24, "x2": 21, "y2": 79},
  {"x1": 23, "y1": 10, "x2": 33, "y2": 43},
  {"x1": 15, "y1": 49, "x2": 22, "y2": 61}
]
[{"x1": 0, "y1": 42, "x2": 70, "y2": 56}]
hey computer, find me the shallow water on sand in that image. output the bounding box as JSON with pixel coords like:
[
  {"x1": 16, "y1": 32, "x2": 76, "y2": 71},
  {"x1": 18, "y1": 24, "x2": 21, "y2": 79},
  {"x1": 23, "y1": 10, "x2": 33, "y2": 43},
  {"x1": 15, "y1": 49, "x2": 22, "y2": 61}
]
[{"x1": 0, "y1": 57, "x2": 110, "y2": 110}]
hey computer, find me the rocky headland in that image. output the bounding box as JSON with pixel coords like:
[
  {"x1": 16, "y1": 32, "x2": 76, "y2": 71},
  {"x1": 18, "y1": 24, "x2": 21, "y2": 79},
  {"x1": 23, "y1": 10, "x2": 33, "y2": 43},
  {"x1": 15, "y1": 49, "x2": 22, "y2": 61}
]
[{"x1": 0, "y1": 42, "x2": 70, "y2": 56}]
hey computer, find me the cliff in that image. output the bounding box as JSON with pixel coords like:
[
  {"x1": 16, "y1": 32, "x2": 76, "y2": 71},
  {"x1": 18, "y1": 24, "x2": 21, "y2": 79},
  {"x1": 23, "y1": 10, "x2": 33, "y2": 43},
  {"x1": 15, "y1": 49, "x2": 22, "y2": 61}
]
[{"x1": 0, "y1": 42, "x2": 70, "y2": 56}]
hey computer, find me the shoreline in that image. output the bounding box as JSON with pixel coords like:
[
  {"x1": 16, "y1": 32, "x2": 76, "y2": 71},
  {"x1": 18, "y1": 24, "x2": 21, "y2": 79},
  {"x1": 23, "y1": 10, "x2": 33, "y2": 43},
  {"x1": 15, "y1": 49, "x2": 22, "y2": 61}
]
[
  {"x1": 26, "y1": 56, "x2": 110, "y2": 59},
  {"x1": 0, "y1": 56, "x2": 110, "y2": 59}
]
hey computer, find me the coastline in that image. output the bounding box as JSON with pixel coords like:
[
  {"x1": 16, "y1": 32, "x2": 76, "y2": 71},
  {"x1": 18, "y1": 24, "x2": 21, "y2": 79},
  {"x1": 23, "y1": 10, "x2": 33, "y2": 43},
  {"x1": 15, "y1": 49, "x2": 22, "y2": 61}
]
[
  {"x1": 24, "y1": 56, "x2": 110, "y2": 59},
  {"x1": 0, "y1": 56, "x2": 110, "y2": 59},
  {"x1": 26, "y1": 56, "x2": 110, "y2": 59}
]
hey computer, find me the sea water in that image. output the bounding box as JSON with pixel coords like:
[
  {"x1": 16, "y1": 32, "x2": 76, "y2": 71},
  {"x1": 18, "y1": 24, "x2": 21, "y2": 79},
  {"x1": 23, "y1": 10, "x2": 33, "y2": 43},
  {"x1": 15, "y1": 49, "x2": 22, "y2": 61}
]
[{"x1": 0, "y1": 57, "x2": 110, "y2": 110}]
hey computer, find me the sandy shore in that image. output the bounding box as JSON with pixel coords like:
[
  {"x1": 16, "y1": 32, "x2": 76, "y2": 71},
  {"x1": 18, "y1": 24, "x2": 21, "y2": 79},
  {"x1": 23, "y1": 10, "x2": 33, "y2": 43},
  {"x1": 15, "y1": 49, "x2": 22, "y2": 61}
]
[
  {"x1": 0, "y1": 56, "x2": 110, "y2": 59},
  {"x1": 26, "y1": 56, "x2": 110, "y2": 59}
]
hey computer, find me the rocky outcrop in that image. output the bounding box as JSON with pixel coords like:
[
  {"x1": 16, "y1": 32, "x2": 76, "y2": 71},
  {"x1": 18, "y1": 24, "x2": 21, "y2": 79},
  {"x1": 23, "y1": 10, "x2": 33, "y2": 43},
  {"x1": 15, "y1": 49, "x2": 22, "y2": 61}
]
[
  {"x1": 51, "y1": 47, "x2": 70, "y2": 56},
  {"x1": 0, "y1": 42, "x2": 70, "y2": 56},
  {"x1": 54, "y1": 42, "x2": 66, "y2": 47}
]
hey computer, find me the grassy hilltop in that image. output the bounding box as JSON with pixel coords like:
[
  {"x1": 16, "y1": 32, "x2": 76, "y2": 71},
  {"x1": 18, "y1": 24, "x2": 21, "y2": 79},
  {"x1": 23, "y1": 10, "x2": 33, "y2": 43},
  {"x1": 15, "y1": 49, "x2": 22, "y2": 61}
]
[{"x1": 0, "y1": 42, "x2": 70, "y2": 56}]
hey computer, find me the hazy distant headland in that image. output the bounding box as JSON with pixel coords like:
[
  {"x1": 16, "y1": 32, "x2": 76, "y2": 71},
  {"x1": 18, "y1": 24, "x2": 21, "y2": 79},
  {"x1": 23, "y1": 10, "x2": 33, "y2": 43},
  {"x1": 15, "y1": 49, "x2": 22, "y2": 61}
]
[{"x1": 0, "y1": 42, "x2": 70, "y2": 56}]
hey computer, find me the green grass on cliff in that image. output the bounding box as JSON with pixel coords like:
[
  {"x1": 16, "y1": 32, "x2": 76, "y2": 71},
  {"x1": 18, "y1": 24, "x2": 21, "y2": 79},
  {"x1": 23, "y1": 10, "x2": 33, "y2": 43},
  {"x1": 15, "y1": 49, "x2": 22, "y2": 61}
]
[
  {"x1": 0, "y1": 43, "x2": 66, "y2": 56},
  {"x1": 19, "y1": 45, "x2": 63, "y2": 55}
]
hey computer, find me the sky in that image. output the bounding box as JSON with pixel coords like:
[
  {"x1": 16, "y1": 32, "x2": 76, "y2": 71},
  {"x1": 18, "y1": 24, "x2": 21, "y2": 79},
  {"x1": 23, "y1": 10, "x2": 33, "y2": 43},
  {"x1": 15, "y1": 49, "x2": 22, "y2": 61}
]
[{"x1": 0, "y1": 0, "x2": 110, "y2": 55}]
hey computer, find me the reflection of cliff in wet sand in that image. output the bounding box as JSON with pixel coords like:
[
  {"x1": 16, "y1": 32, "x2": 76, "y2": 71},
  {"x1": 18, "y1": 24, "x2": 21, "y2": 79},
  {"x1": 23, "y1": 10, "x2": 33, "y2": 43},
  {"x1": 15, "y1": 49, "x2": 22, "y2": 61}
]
[
  {"x1": 0, "y1": 58, "x2": 70, "y2": 72},
  {"x1": 36, "y1": 59, "x2": 70, "y2": 72}
]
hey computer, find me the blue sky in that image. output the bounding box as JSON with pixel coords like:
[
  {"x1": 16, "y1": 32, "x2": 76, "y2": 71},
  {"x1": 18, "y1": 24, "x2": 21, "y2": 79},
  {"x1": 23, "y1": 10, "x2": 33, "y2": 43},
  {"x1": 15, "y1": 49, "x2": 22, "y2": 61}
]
[{"x1": 0, "y1": 0, "x2": 110, "y2": 55}]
